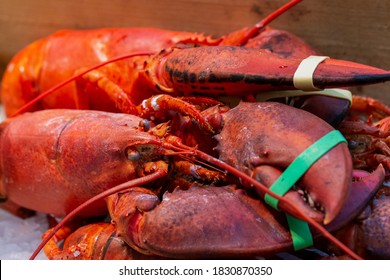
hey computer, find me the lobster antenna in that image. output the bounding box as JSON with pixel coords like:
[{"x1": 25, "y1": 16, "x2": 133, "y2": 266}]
[
  {"x1": 224, "y1": 0, "x2": 303, "y2": 46},
  {"x1": 29, "y1": 169, "x2": 167, "y2": 260},
  {"x1": 166, "y1": 141, "x2": 363, "y2": 260},
  {"x1": 11, "y1": 51, "x2": 153, "y2": 118},
  {"x1": 257, "y1": 0, "x2": 303, "y2": 30}
]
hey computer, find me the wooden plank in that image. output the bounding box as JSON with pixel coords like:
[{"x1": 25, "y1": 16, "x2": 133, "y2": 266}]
[{"x1": 0, "y1": 0, "x2": 389, "y2": 101}]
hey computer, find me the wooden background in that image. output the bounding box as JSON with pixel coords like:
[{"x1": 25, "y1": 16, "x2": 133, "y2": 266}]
[{"x1": 0, "y1": 0, "x2": 389, "y2": 102}]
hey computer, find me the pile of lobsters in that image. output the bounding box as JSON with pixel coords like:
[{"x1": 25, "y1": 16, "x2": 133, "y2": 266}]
[{"x1": 0, "y1": 0, "x2": 389, "y2": 260}]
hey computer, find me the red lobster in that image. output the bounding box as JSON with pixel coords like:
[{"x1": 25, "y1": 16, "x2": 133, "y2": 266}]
[
  {"x1": 321, "y1": 96, "x2": 390, "y2": 259},
  {"x1": 0, "y1": 102, "x2": 384, "y2": 259},
  {"x1": 0, "y1": 0, "x2": 388, "y2": 260},
  {"x1": 339, "y1": 96, "x2": 390, "y2": 172},
  {"x1": 1, "y1": 0, "x2": 390, "y2": 128}
]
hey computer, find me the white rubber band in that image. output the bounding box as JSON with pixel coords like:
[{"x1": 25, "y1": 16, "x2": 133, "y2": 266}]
[
  {"x1": 255, "y1": 88, "x2": 352, "y2": 103},
  {"x1": 293, "y1": 55, "x2": 329, "y2": 91}
]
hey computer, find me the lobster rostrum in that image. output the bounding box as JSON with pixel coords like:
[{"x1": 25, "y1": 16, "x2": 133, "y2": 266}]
[{"x1": 1, "y1": 0, "x2": 390, "y2": 129}]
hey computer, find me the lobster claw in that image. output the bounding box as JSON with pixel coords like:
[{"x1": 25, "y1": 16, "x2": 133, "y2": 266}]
[
  {"x1": 147, "y1": 46, "x2": 390, "y2": 95},
  {"x1": 241, "y1": 27, "x2": 321, "y2": 59},
  {"x1": 108, "y1": 184, "x2": 293, "y2": 258},
  {"x1": 213, "y1": 102, "x2": 353, "y2": 225},
  {"x1": 326, "y1": 165, "x2": 386, "y2": 232}
]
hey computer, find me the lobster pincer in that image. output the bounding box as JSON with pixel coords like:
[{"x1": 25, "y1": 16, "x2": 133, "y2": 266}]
[
  {"x1": 107, "y1": 184, "x2": 294, "y2": 258},
  {"x1": 210, "y1": 101, "x2": 353, "y2": 225},
  {"x1": 146, "y1": 46, "x2": 390, "y2": 96}
]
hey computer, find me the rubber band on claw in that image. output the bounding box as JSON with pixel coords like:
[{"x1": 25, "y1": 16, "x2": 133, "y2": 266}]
[{"x1": 264, "y1": 130, "x2": 347, "y2": 250}]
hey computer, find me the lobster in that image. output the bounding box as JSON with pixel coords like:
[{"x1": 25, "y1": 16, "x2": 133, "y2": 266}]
[
  {"x1": 310, "y1": 95, "x2": 390, "y2": 259},
  {"x1": 326, "y1": 188, "x2": 390, "y2": 260},
  {"x1": 41, "y1": 167, "x2": 385, "y2": 260},
  {"x1": 1, "y1": 0, "x2": 390, "y2": 129},
  {"x1": 0, "y1": 0, "x2": 388, "y2": 260},
  {"x1": 0, "y1": 101, "x2": 383, "y2": 259},
  {"x1": 339, "y1": 96, "x2": 390, "y2": 172}
]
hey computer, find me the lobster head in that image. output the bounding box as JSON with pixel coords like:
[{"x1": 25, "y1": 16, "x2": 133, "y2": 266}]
[{"x1": 0, "y1": 109, "x2": 172, "y2": 217}]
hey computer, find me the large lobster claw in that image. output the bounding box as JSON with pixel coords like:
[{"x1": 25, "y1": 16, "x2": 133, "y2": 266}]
[
  {"x1": 107, "y1": 184, "x2": 293, "y2": 258},
  {"x1": 147, "y1": 46, "x2": 390, "y2": 95},
  {"x1": 214, "y1": 102, "x2": 353, "y2": 224}
]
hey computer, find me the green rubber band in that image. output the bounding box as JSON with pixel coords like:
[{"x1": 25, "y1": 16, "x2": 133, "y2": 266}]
[
  {"x1": 264, "y1": 130, "x2": 347, "y2": 209},
  {"x1": 286, "y1": 214, "x2": 314, "y2": 251},
  {"x1": 263, "y1": 130, "x2": 347, "y2": 250}
]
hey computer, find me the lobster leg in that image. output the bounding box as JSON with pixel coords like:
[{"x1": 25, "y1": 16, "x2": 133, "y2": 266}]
[
  {"x1": 43, "y1": 222, "x2": 147, "y2": 260},
  {"x1": 173, "y1": 160, "x2": 226, "y2": 183},
  {"x1": 43, "y1": 224, "x2": 76, "y2": 260},
  {"x1": 136, "y1": 94, "x2": 214, "y2": 132},
  {"x1": 75, "y1": 69, "x2": 138, "y2": 114},
  {"x1": 350, "y1": 95, "x2": 390, "y2": 117}
]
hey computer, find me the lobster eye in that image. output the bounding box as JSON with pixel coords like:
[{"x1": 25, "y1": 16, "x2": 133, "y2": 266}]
[
  {"x1": 347, "y1": 137, "x2": 368, "y2": 153},
  {"x1": 126, "y1": 147, "x2": 140, "y2": 161},
  {"x1": 348, "y1": 140, "x2": 360, "y2": 150},
  {"x1": 139, "y1": 119, "x2": 151, "y2": 131}
]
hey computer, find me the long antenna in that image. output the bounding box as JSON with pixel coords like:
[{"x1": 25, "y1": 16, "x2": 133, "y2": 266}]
[{"x1": 222, "y1": 0, "x2": 303, "y2": 46}]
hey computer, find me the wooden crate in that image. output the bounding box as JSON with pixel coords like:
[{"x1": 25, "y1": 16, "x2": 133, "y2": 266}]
[{"x1": 0, "y1": 0, "x2": 389, "y2": 102}]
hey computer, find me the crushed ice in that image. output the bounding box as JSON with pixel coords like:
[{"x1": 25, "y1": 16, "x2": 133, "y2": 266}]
[{"x1": 0, "y1": 208, "x2": 48, "y2": 260}]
